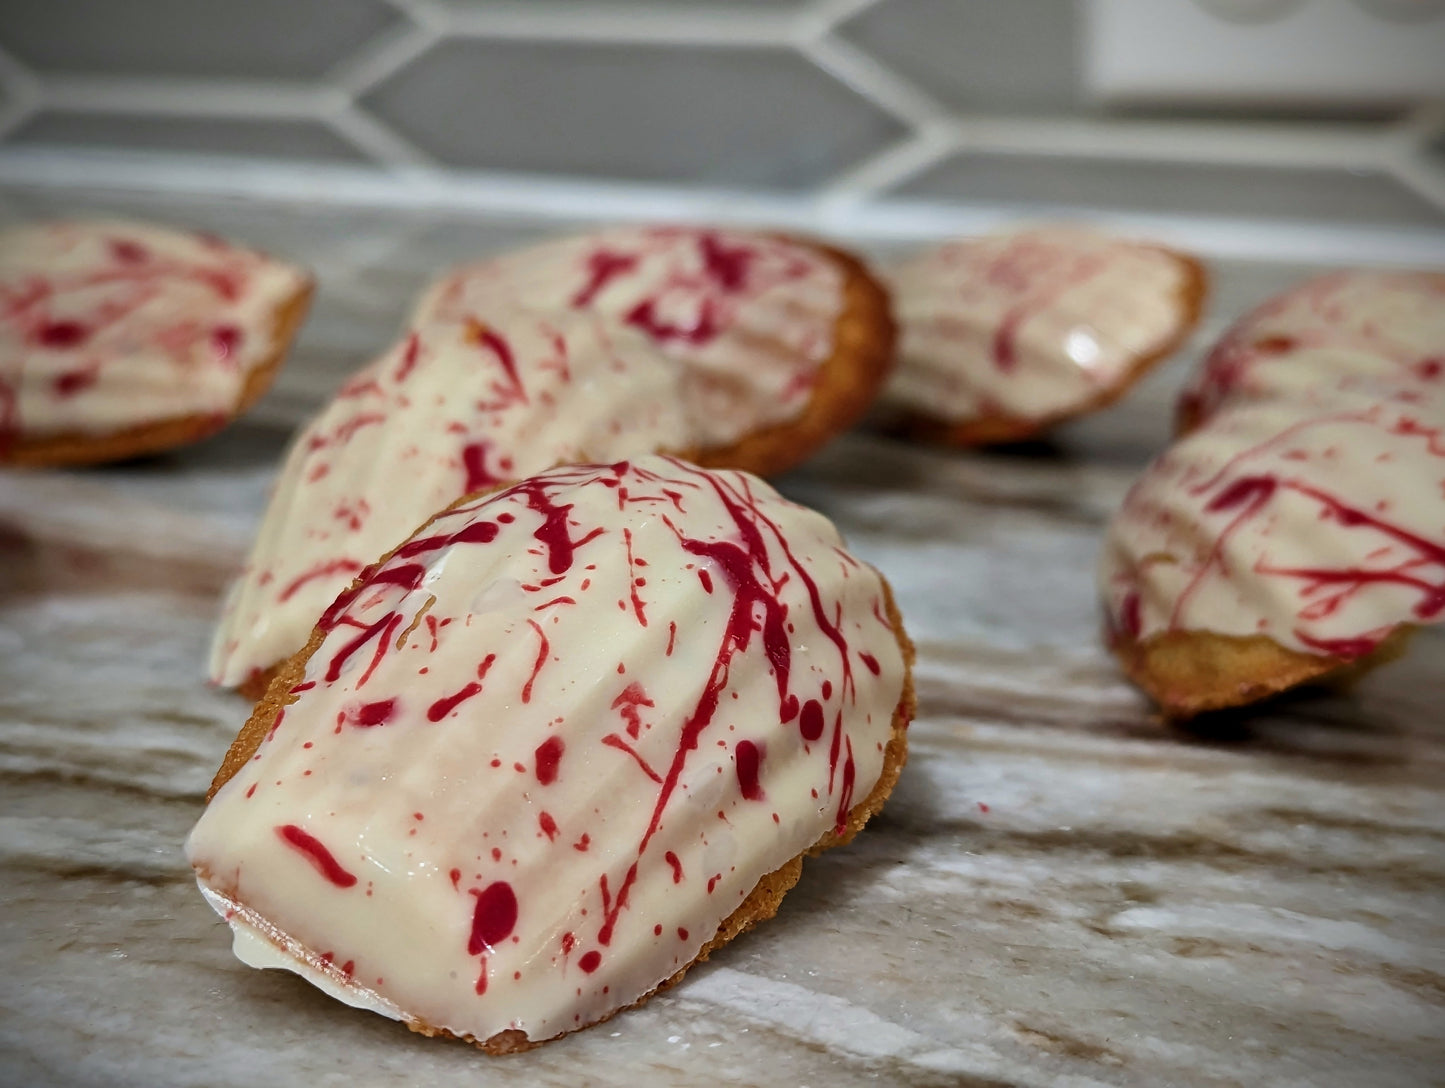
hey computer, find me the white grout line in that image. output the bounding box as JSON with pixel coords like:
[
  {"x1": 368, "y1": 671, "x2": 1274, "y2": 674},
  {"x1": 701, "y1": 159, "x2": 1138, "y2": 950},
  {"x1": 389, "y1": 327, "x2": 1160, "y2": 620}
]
[
  {"x1": 818, "y1": 123, "x2": 960, "y2": 201},
  {"x1": 799, "y1": 33, "x2": 950, "y2": 128},
  {"x1": 325, "y1": 17, "x2": 441, "y2": 97},
  {"x1": 795, "y1": 0, "x2": 886, "y2": 39},
  {"x1": 325, "y1": 107, "x2": 440, "y2": 169},
  {"x1": 1388, "y1": 153, "x2": 1445, "y2": 213},
  {"x1": 41, "y1": 77, "x2": 337, "y2": 121},
  {"x1": 436, "y1": 5, "x2": 796, "y2": 46},
  {"x1": 1, "y1": 148, "x2": 1441, "y2": 267}
]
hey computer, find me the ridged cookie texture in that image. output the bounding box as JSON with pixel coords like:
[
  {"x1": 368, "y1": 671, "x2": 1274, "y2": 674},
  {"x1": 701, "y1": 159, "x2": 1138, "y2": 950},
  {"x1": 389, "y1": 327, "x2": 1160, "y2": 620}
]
[
  {"x1": 209, "y1": 225, "x2": 893, "y2": 692},
  {"x1": 413, "y1": 225, "x2": 856, "y2": 451},
  {"x1": 0, "y1": 219, "x2": 312, "y2": 465},
  {"x1": 188, "y1": 456, "x2": 912, "y2": 1051},
  {"x1": 208, "y1": 310, "x2": 693, "y2": 691},
  {"x1": 1176, "y1": 270, "x2": 1445, "y2": 431},
  {"x1": 1101, "y1": 271, "x2": 1445, "y2": 716},
  {"x1": 884, "y1": 225, "x2": 1204, "y2": 445}
]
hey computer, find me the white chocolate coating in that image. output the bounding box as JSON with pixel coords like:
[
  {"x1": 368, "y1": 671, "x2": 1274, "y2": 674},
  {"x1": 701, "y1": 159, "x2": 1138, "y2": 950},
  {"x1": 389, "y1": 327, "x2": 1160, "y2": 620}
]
[
  {"x1": 210, "y1": 226, "x2": 851, "y2": 690},
  {"x1": 1102, "y1": 271, "x2": 1445, "y2": 660},
  {"x1": 208, "y1": 311, "x2": 692, "y2": 690},
  {"x1": 0, "y1": 219, "x2": 309, "y2": 446},
  {"x1": 1177, "y1": 270, "x2": 1445, "y2": 427},
  {"x1": 885, "y1": 226, "x2": 1196, "y2": 427},
  {"x1": 413, "y1": 226, "x2": 844, "y2": 448},
  {"x1": 188, "y1": 456, "x2": 906, "y2": 1046}
]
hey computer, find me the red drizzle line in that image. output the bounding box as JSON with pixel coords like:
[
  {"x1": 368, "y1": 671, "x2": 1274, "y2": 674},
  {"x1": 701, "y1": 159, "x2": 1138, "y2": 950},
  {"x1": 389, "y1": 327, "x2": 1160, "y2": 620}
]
[
  {"x1": 592, "y1": 461, "x2": 858, "y2": 949},
  {"x1": 522, "y1": 619, "x2": 549, "y2": 703},
  {"x1": 623, "y1": 527, "x2": 648, "y2": 627},
  {"x1": 601, "y1": 734, "x2": 664, "y2": 783},
  {"x1": 278, "y1": 559, "x2": 363, "y2": 603},
  {"x1": 571, "y1": 249, "x2": 638, "y2": 307},
  {"x1": 276, "y1": 825, "x2": 357, "y2": 888}
]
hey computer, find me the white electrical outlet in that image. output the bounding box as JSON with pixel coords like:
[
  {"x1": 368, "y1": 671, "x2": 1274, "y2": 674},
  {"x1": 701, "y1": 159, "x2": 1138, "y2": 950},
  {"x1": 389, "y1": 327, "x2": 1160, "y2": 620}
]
[{"x1": 1084, "y1": 0, "x2": 1445, "y2": 107}]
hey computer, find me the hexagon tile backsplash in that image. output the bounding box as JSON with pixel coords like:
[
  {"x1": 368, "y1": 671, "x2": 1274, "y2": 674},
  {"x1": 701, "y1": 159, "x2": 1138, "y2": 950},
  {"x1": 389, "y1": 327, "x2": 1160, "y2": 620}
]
[{"x1": 0, "y1": 0, "x2": 1443, "y2": 236}]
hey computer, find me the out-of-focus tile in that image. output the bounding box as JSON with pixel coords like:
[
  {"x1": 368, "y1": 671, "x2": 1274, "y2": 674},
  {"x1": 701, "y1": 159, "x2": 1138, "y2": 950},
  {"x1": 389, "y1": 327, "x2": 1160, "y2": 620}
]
[
  {"x1": 7, "y1": 112, "x2": 371, "y2": 162},
  {"x1": 839, "y1": 0, "x2": 1081, "y2": 113},
  {"x1": 0, "y1": 0, "x2": 402, "y2": 80},
  {"x1": 896, "y1": 153, "x2": 1445, "y2": 225},
  {"x1": 361, "y1": 40, "x2": 906, "y2": 188}
]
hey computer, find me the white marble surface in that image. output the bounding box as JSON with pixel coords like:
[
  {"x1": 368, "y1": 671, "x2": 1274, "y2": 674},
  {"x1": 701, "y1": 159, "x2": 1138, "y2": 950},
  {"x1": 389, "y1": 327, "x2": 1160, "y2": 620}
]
[{"x1": 1, "y1": 192, "x2": 1443, "y2": 1087}]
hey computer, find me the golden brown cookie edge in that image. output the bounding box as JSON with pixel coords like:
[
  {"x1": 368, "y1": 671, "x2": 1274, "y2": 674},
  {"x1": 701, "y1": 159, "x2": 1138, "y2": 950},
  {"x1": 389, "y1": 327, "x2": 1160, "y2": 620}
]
[
  {"x1": 693, "y1": 235, "x2": 896, "y2": 477},
  {"x1": 1109, "y1": 624, "x2": 1413, "y2": 720}
]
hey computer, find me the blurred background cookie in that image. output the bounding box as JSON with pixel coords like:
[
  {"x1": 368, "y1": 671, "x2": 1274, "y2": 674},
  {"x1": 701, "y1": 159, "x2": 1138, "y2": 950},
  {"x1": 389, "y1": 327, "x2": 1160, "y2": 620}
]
[
  {"x1": 1101, "y1": 270, "x2": 1445, "y2": 717},
  {"x1": 0, "y1": 219, "x2": 312, "y2": 466},
  {"x1": 882, "y1": 225, "x2": 1205, "y2": 446}
]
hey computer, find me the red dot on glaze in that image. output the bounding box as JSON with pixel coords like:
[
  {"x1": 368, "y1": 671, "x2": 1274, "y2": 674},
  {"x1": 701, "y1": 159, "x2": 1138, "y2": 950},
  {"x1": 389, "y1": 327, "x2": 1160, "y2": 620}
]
[
  {"x1": 109, "y1": 239, "x2": 147, "y2": 263},
  {"x1": 349, "y1": 698, "x2": 397, "y2": 727},
  {"x1": 578, "y1": 950, "x2": 602, "y2": 974},
  {"x1": 735, "y1": 740, "x2": 765, "y2": 801},
  {"x1": 677, "y1": 928, "x2": 689, "y2": 941},
  {"x1": 798, "y1": 700, "x2": 825, "y2": 742},
  {"x1": 35, "y1": 320, "x2": 89, "y2": 349},
  {"x1": 53, "y1": 369, "x2": 98, "y2": 397},
  {"x1": 535, "y1": 735, "x2": 565, "y2": 785},
  {"x1": 468, "y1": 881, "x2": 518, "y2": 955},
  {"x1": 211, "y1": 325, "x2": 242, "y2": 360},
  {"x1": 654, "y1": 924, "x2": 663, "y2": 936}
]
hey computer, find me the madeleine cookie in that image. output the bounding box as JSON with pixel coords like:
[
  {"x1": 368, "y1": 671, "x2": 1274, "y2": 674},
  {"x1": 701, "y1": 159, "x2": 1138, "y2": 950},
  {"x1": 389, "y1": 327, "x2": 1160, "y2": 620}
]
[
  {"x1": 209, "y1": 226, "x2": 893, "y2": 693},
  {"x1": 208, "y1": 311, "x2": 695, "y2": 693},
  {"x1": 412, "y1": 226, "x2": 895, "y2": 477},
  {"x1": 1175, "y1": 269, "x2": 1445, "y2": 432},
  {"x1": 0, "y1": 219, "x2": 312, "y2": 466},
  {"x1": 188, "y1": 456, "x2": 914, "y2": 1052},
  {"x1": 1101, "y1": 271, "x2": 1445, "y2": 717},
  {"x1": 883, "y1": 225, "x2": 1205, "y2": 445}
]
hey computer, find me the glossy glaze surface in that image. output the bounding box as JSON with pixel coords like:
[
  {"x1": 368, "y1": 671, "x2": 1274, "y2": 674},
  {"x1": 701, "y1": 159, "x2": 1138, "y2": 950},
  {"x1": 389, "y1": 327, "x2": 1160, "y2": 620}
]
[
  {"x1": 1103, "y1": 271, "x2": 1445, "y2": 657},
  {"x1": 886, "y1": 226, "x2": 1195, "y2": 427},
  {"x1": 209, "y1": 312, "x2": 691, "y2": 689},
  {"x1": 2, "y1": 194, "x2": 1441, "y2": 1087},
  {"x1": 191, "y1": 457, "x2": 904, "y2": 1045},
  {"x1": 414, "y1": 226, "x2": 844, "y2": 448}
]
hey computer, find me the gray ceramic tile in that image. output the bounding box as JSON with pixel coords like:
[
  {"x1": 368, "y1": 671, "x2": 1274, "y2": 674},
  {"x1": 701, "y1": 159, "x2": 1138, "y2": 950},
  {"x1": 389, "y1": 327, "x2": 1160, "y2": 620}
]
[
  {"x1": 7, "y1": 112, "x2": 371, "y2": 163},
  {"x1": 361, "y1": 40, "x2": 906, "y2": 188},
  {"x1": 897, "y1": 153, "x2": 1445, "y2": 225},
  {"x1": 0, "y1": 0, "x2": 401, "y2": 80},
  {"x1": 840, "y1": 0, "x2": 1081, "y2": 113}
]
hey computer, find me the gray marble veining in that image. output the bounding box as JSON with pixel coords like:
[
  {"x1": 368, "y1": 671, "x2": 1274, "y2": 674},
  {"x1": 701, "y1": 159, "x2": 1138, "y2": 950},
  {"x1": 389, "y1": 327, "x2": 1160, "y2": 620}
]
[{"x1": 1, "y1": 196, "x2": 1442, "y2": 1088}]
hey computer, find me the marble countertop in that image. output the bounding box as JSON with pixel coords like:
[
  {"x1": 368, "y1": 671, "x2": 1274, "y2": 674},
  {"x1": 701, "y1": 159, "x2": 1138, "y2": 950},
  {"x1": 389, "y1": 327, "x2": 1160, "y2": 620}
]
[{"x1": 1, "y1": 188, "x2": 1442, "y2": 1088}]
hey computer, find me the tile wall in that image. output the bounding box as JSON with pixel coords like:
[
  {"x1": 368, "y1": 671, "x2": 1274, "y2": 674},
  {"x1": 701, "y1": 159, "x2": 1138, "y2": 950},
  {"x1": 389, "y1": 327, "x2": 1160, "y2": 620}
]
[{"x1": 0, "y1": 0, "x2": 1442, "y2": 230}]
